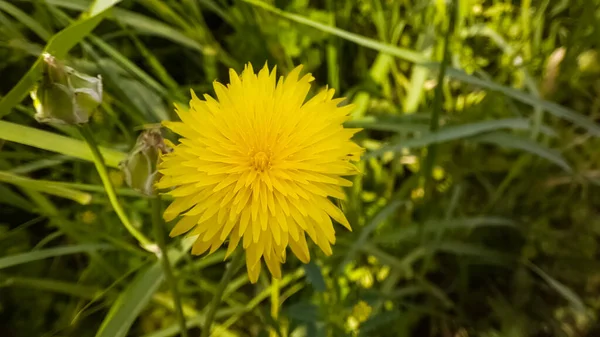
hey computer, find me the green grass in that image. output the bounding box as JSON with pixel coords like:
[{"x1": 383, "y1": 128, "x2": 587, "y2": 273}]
[{"x1": 1, "y1": 0, "x2": 600, "y2": 336}]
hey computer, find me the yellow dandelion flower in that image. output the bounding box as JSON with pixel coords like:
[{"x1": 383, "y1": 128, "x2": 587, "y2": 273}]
[{"x1": 157, "y1": 63, "x2": 363, "y2": 283}]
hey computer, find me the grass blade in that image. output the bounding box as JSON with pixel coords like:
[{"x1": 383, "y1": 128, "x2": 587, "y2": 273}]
[
  {"x1": 95, "y1": 263, "x2": 164, "y2": 337},
  {"x1": 95, "y1": 237, "x2": 194, "y2": 337},
  {"x1": 46, "y1": 0, "x2": 204, "y2": 53},
  {"x1": 338, "y1": 200, "x2": 405, "y2": 274},
  {"x1": 241, "y1": 0, "x2": 423, "y2": 63},
  {"x1": 0, "y1": 244, "x2": 112, "y2": 270},
  {"x1": 0, "y1": 2, "x2": 118, "y2": 117},
  {"x1": 435, "y1": 241, "x2": 515, "y2": 266},
  {"x1": 527, "y1": 262, "x2": 587, "y2": 313},
  {"x1": 243, "y1": 0, "x2": 600, "y2": 135},
  {"x1": 373, "y1": 217, "x2": 517, "y2": 244},
  {"x1": 0, "y1": 170, "x2": 92, "y2": 204},
  {"x1": 89, "y1": 0, "x2": 122, "y2": 16},
  {"x1": 0, "y1": 121, "x2": 125, "y2": 168},
  {"x1": 445, "y1": 68, "x2": 600, "y2": 135},
  {"x1": 472, "y1": 131, "x2": 572, "y2": 172},
  {"x1": 367, "y1": 118, "x2": 541, "y2": 158},
  {"x1": 0, "y1": 0, "x2": 52, "y2": 40},
  {"x1": 1, "y1": 276, "x2": 101, "y2": 299},
  {"x1": 0, "y1": 184, "x2": 35, "y2": 210}
]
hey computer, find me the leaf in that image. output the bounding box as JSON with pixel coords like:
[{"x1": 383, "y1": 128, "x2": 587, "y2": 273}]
[
  {"x1": 89, "y1": 36, "x2": 169, "y2": 98},
  {"x1": 303, "y1": 261, "x2": 326, "y2": 292},
  {"x1": 95, "y1": 263, "x2": 164, "y2": 337},
  {"x1": 113, "y1": 10, "x2": 204, "y2": 52},
  {"x1": 241, "y1": 0, "x2": 422, "y2": 63},
  {"x1": 364, "y1": 240, "x2": 515, "y2": 271},
  {"x1": 0, "y1": 184, "x2": 35, "y2": 211},
  {"x1": 366, "y1": 119, "x2": 546, "y2": 158},
  {"x1": 0, "y1": 1, "x2": 118, "y2": 118},
  {"x1": 0, "y1": 244, "x2": 112, "y2": 270},
  {"x1": 2, "y1": 276, "x2": 100, "y2": 299},
  {"x1": 0, "y1": 121, "x2": 126, "y2": 168},
  {"x1": 242, "y1": 0, "x2": 600, "y2": 135},
  {"x1": 0, "y1": 0, "x2": 52, "y2": 40},
  {"x1": 435, "y1": 241, "x2": 515, "y2": 266},
  {"x1": 373, "y1": 217, "x2": 517, "y2": 244},
  {"x1": 527, "y1": 262, "x2": 587, "y2": 313},
  {"x1": 287, "y1": 302, "x2": 319, "y2": 323},
  {"x1": 0, "y1": 171, "x2": 92, "y2": 204},
  {"x1": 446, "y1": 68, "x2": 600, "y2": 136},
  {"x1": 95, "y1": 237, "x2": 195, "y2": 337},
  {"x1": 89, "y1": 0, "x2": 122, "y2": 16},
  {"x1": 471, "y1": 131, "x2": 572, "y2": 172},
  {"x1": 338, "y1": 200, "x2": 404, "y2": 273},
  {"x1": 344, "y1": 121, "x2": 430, "y2": 134},
  {"x1": 358, "y1": 310, "x2": 402, "y2": 336},
  {"x1": 46, "y1": 0, "x2": 204, "y2": 52}
]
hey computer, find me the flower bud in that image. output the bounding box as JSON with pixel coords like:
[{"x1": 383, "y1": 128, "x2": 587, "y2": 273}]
[
  {"x1": 30, "y1": 53, "x2": 102, "y2": 125},
  {"x1": 120, "y1": 129, "x2": 171, "y2": 196}
]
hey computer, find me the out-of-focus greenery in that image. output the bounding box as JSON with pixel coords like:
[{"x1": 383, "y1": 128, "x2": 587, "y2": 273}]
[{"x1": 1, "y1": 0, "x2": 600, "y2": 336}]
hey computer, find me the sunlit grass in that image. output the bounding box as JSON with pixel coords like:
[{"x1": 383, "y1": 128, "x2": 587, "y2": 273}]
[{"x1": 1, "y1": 1, "x2": 599, "y2": 336}]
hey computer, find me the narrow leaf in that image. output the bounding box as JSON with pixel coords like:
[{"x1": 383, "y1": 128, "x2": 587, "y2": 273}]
[
  {"x1": 0, "y1": 2, "x2": 117, "y2": 117},
  {"x1": 373, "y1": 217, "x2": 517, "y2": 244},
  {"x1": 0, "y1": 121, "x2": 126, "y2": 168},
  {"x1": 2, "y1": 276, "x2": 100, "y2": 299},
  {"x1": 338, "y1": 200, "x2": 404, "y2": 273},
  {"x1": 89, "y1": 0, "x2": 122, "y2": 16},
  {"x1": 242, "y1": 0, "x2": 600, "y2": 135},
  {"x1": 95, "y1": 237, "x2": 195, "y2": 337},
  {"x1": 472, "y1": 131, "x2": 572, "y2": 172},
  {"x1": 528, "y1": 262, "x2": 587, "y2": 313},
  {"x1": 367, "y1": 119, "x2": 537, "y2": 158},
  {"x1": 95, "y1": 263, "x2": 164, "y2": 337},
  {"x1": 0, "y1": 171, "x2": 92, "y2": 204},
  {"x1": 0, "y1": 0, "x2": 52, "y2": 40},
  {"x1": 0, "y1": 244, "x2": 112, "y2": 270},
  {"x1": 303, "y1": 261, "x2": 326, "y2": 292}
]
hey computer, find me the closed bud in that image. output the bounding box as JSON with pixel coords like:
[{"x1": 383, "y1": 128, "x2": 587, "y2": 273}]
[
  {"x1": 30, "y1": 53, "x2": 102, "y2": 125},
  {"x1": 120, "y1": 129, "x2": 171, "y2": 196}
]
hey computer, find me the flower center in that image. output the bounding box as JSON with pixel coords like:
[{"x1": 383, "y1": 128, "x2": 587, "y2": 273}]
[{"x1": 252, "y1": 151, "x2": 270, "y2": 171}]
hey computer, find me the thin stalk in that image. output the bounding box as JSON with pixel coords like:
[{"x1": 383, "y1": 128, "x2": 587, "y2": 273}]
[
  {"x1": 270, "y1": 277, "x2": 280, "y2": 337},
  {"x1": 202, "y1": 249, "x2": 244, "y2": 337},
  {"x1": 151, "y1": 196, "x2": 188, "y2": 337},
  {"x1": 419, "y1": 0, "x2": 457, "y2": 277},
  {"x1": 325, "y1": 0, "x2": 339, "y2": 90},
  {"x1": 78, "y1": 124, "x2": 153, "y2": 249},
  {"x1": 422, "y1": 1, "x2": 455, "y2": 196}
]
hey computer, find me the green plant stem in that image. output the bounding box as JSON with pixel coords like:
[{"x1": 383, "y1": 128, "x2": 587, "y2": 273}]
[
  {"x1": 151, "y1": 196, "x2": 188, "y2": 337},
  {"x1": 423, "y1": 2, "x2": 454, "y2": 197},
  {"x1": 270, "y1": 277, "x2": 280, "y2": 337},
  {"x1": 78, "y1": 124, "x2": 153, "y2": 249},
  {"x1": 202, "y1": 249, "x2": 244, "y2": 337}
]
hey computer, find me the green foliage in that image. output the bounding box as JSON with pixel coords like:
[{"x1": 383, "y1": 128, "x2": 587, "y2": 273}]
[{"x1": 1, "y1": 0, "x2": 600, "y2": 336}]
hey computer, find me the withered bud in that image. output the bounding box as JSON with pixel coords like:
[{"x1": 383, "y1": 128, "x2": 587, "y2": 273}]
[
  {"x1": 30, "y1": 53, "x2": 102, "y2": 125},
  {"x1": 120, "y1": 129, "x2": 171, "y2": 196}
]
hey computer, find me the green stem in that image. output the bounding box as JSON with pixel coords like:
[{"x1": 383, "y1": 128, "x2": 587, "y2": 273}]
[
  {"x1": 423, "y1": 1, "x2": 455, "y2": 197},
  {"x1": 151, "y1": 196, "x2": 188, "y2": 337},
  {"x1": 270, "y1": 277, "x2": 280, "y2": 337},
  {"x1": 78, "y1": 124, "x2": 153, "y2": 249},
  {"x1": 202, "y1": 249, "x2": 244, "y2": 337},
  {"x1": 419, "y1": 0, "x2": 457, "y2": 277}
]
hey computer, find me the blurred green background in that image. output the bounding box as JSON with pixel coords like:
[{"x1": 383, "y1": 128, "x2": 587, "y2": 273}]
[{"x1": 1, "y1": 0, "x2": 600, "y2": 336}]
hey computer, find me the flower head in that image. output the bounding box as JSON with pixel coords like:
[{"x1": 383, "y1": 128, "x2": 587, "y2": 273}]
[{"x1": 158, "y1": 63, "x2": 363, "y2": 283}]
